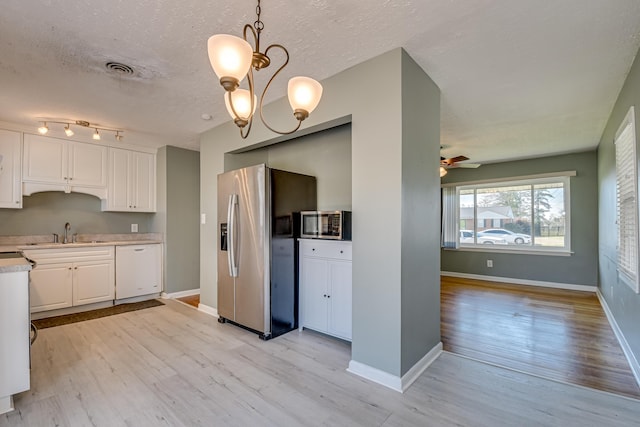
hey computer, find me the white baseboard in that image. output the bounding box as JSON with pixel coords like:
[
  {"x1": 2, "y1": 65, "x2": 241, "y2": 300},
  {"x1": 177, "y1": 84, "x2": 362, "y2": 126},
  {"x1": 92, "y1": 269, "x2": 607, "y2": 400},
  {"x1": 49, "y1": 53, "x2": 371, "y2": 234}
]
[
  {"x1": 596, "y1": 289, "x2": 640, "y2": 388},
  {"x1": 347, "y1": 342, "x2": 443, "y2": 393},
  {"x1": 441, "y1": 271, "x2": 597, "y2": 293},
  {"x1": 161, "y1": 288, "x2": 200, "y2": 299},
  {"x1": 0, "y1": 396, "x2": 14, "y2": 415},
  {"x1": 400, "y1": 342, "x2": 443, "y2": 391},
  {"x1": 197, "y1": 303, "x2": 219, "y2": 318}
]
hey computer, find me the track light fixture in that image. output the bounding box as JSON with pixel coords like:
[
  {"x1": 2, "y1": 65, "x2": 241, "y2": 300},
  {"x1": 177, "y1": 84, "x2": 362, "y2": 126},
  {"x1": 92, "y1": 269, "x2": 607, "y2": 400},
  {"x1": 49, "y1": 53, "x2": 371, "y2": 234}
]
[
  {"x1": 207, "y1": 0, "x2": 323, "y2": 139},
  {"x1": 36, "y1": 119, "x2": 124, "y2": 141}
]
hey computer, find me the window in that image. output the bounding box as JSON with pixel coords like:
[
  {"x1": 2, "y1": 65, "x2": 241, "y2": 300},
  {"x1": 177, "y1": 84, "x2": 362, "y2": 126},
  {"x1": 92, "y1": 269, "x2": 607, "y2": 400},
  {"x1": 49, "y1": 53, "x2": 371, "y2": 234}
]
[
  {"x1": 615, "y1": 106, "x2": 639, "y2": 293},
  {"x1": 442, "y1": 173, "x2": 572, "y2": 253}
]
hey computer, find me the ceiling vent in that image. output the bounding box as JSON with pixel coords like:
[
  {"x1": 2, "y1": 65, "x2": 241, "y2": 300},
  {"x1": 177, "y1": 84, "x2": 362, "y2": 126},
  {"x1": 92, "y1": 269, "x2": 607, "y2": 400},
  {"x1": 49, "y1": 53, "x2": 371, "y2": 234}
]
[{"x1": 105, "y1": 62, "x2": 135, "y2": 76}]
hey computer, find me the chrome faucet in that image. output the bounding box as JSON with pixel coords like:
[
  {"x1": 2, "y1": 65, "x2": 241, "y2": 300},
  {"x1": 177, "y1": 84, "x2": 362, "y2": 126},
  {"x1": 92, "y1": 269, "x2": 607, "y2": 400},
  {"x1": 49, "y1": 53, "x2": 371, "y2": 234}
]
[{"x1": 63, "y1": 222, "x2": 71, "y2": 244}]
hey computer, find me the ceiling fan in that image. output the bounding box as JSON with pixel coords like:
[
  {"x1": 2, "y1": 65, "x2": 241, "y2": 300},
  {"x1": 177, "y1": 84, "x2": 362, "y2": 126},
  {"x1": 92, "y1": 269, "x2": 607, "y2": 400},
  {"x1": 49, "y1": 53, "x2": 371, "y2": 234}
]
[{"x1": 439, "y1": 154, "x2": 481, "y2": 177}]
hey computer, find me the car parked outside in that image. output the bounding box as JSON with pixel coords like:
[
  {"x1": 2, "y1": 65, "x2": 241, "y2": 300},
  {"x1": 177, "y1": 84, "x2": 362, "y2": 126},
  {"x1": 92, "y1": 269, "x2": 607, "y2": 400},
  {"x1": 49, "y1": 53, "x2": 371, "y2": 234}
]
[
  {"x1": 459, "y1": 230, "x2": 507, "y2": 245},
  {"x1": 477, "y1": 228, "x2": 531, "y2": 244}
]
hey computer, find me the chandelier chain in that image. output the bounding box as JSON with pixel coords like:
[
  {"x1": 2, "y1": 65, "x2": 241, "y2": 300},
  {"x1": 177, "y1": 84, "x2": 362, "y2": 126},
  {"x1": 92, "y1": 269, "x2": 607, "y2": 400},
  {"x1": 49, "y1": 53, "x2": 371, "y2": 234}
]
[{"x1": 254, "y1": 0, "x2": 264, "y2": 33}]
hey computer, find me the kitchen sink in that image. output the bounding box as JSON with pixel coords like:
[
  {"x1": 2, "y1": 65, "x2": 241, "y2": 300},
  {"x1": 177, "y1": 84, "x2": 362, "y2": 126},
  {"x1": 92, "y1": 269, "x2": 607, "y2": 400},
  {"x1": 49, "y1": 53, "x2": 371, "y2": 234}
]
[{"x1": 0, "y1": 252, "x2": 24, "y2": 259}]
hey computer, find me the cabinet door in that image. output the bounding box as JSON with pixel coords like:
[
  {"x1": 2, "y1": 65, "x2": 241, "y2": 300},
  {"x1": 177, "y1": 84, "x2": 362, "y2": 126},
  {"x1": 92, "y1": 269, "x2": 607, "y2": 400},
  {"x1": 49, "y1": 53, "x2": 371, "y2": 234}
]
[
  {"x1": 0, "y1": 129, "x2": 22, "y2": 208},
  {"x1": 131, "y1": 151, "x2": 155, "y2": 212},
  {"x1": 106, "y1": 148, "x2": 131, "y2": 211},
  {"x1": 73, "y1": 260, "x2": 114, "y2": 306},
  {"x1": 327, "y1": 260, "x2": 353, "y2": 340},
  {"x1": 30, "y1": 263, "x2": 73, "y2": 313},
  {"x1": 300, "y1": 256, "x2": 329, "y2": 333},
  {"x1": 23, "y1": 134, "x2": 67, "y2": 184},
  {"x1": 68, "y1": 141, "x2": 107, "y2": 187}
]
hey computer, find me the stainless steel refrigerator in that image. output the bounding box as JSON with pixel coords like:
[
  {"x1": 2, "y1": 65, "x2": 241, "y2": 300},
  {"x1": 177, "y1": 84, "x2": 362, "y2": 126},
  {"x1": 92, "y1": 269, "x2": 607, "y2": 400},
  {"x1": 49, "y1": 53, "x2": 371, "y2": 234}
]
[{"x1": 217, "y1": 164, "x2": 316, "y2": 339}]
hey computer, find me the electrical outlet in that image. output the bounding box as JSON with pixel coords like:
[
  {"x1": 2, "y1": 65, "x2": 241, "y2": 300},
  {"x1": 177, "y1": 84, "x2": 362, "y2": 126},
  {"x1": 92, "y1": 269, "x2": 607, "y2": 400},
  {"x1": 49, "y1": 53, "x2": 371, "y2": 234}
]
[
  {"x1": 201, "y1": 213, "x2": 206, "y2": 225},
  {"x1": 487, "y1": 259, "x2": 493, "y2": 268},
  {"x1": 131, "y1": 223, "x2": 138, "y2": 233}
]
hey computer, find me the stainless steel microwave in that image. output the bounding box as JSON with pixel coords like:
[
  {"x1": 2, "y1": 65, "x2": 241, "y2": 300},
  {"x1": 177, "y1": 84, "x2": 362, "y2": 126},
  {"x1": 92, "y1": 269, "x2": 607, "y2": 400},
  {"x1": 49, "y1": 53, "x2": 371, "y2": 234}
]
[{"x1": 300, "y1": 211, "x2": 352, "y2": 240}]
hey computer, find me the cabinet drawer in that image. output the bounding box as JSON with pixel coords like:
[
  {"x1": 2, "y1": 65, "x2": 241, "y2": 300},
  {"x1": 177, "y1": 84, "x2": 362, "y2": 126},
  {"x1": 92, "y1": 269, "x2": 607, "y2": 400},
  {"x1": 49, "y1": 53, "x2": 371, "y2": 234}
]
[
  {"x1": 23, "y1": 246, "x2": 114, "y2": 264},
  {"x1": 299, "y1": 240, "x2": 352, "y2": 261}
]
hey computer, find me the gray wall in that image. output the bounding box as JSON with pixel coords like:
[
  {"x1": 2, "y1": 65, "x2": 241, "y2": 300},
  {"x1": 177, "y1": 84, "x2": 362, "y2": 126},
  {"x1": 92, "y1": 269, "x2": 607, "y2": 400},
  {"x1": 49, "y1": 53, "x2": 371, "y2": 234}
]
[
  {"x1": 400, "y1": 51, "x2": 441, "y2": 374},
  {"x1": 597, "y1": 46, "x2": 640, "y2": 363},
  {"x1": 152, "y1": 146, "x2": 200, "y2": 294},
  {"x1": 200, "y1": 48, "x2": 442, "y2": 380},
  {"x1": 225, "y1": 123, "x2": 352, "y2": 210},
  {"x1": 441, "y1": 151, "x2": 599, "y2": 286},
  {"x1": 0, "y1": 191, "x2": 154, "y2": 236}
]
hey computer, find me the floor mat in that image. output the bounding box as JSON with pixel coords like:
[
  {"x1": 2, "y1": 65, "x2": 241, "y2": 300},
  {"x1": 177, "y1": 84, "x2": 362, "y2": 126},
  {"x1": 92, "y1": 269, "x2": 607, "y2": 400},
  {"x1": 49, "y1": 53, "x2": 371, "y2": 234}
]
[{"x1": 32, "y1": 299, "x2": 164, "y2": 329}]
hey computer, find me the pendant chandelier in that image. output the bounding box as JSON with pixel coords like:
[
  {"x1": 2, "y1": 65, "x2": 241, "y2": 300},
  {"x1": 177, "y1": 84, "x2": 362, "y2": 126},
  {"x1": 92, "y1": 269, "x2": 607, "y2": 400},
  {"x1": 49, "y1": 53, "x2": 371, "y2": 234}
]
[{"x1": 207, "y1": 0, "x2": 323, "y2": 139}]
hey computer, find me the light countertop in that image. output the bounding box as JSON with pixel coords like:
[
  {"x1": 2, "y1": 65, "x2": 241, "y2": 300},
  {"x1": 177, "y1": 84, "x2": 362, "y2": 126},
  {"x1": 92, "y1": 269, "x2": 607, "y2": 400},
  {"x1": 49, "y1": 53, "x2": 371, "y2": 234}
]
[
  {"x1": 0, "y1": 233, "x2": 163, "y2": 254},
  {"x1": 0, "y1": 257, "x2": 32, "y2": 273}
]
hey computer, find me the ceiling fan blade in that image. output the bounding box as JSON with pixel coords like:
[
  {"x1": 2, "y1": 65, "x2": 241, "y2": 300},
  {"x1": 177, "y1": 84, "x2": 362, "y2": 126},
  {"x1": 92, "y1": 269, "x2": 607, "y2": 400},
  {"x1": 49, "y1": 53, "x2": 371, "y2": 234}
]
[
  {"x1": 457, "y1": 163, "x2": 481, "y2": 168},
  {"x1": 441, "y1": 155, "x2": 470, "y2": 166}
]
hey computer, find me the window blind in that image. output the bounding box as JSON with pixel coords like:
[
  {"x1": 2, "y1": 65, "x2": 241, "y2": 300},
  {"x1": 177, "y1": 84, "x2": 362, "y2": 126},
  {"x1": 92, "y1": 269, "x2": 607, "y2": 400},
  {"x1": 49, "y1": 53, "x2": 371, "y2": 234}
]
[
  {"x1": 615, "y1": 106, "x2": 639, "y2": 292},
  {"x1": 441, "y1": 187, "x2": 458, "y2": 248}
]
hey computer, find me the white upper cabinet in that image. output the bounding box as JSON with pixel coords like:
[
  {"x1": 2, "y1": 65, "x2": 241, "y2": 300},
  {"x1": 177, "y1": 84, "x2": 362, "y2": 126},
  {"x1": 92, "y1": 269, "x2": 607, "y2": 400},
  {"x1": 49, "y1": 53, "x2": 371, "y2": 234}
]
[
  {"x1": 22, "y1": 134, "x2": 107, "y2": 198},
  {"x1": 103, "y1": 148, "x2": 156, "y2": 212},
  {"x1": 0, "y1": 129, "x2": 22, "y2": 208}
]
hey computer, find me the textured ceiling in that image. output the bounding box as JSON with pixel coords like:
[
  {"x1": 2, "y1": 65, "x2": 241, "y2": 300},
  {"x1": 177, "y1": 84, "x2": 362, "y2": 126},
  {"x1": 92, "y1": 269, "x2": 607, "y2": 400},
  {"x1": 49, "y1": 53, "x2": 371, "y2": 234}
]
[{"x1": 1, "y1": 1, "x2": 639, "y2": 164}]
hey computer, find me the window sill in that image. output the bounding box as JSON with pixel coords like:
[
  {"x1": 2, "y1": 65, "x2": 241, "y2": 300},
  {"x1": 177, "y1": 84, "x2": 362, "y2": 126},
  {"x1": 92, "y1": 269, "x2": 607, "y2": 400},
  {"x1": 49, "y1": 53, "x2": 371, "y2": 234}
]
[{"x1": 443, "y1": 246, "x2": 573, "y2": 257}]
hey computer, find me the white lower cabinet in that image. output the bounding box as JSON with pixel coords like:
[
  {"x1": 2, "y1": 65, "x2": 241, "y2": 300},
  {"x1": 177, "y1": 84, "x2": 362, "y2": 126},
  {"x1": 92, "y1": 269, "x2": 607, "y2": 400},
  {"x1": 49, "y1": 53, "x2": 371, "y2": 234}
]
[
  {"x1": 299, "y1": 239, "x2": 352, "y2": 341},
  {"x1": 115, "y1": 244, "x2": 162, "y2": 299},
  {"x1": 72, "y1": 260, "x2": 115, "y2": 306},
  {"x1": 23, "y1": 247, "x2": 115, "y2": 313}
]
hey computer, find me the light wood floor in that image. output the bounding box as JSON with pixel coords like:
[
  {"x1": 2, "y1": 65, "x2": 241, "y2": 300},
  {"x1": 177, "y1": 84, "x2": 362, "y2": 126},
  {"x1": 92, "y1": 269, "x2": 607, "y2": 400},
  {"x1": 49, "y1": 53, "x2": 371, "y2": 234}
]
[
  {"x1": 441, "y1": 276, "x2": 640, "y2": 399},
  {"x1": 3, "y1": 299, "x2": 640, "y2": 426}
]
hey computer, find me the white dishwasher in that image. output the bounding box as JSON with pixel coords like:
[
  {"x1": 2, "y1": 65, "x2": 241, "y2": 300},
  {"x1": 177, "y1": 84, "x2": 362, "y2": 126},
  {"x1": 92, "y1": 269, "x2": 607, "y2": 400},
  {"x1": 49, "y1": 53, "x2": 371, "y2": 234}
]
[{"x1": 115, "y1": 244, "x2": 162, "y2": 300}]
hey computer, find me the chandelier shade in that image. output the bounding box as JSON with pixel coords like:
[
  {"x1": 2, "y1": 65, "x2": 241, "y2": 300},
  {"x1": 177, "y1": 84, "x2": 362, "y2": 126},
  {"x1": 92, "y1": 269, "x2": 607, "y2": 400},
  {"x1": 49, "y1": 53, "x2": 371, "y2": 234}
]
[
  {"x1": 288, "y1": 77, "x2": 323, "y2": 118},
  {"x1": 225, "y1": 89, "x2": 257, "y2": 122},
  {"x1": 207, "y1": 34, "x2": 253, "y2": 89}
]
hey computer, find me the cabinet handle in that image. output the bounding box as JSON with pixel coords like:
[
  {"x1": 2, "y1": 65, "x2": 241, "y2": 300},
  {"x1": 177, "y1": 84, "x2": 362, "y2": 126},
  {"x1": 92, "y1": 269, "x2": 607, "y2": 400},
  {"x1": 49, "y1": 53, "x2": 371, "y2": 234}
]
[
  {"x1": 74, "y1": 266, "x2": 78, "y2": 270},
  {"x1": 312, "y1": 248, "x2": 315, "y2": 251},
  {"x1": 327, "y1": 295, "x2": 331, "y2": 298},
  {"x1": 323, "y1": 294, "x2": 327, "y2": 298},
  {"x1": 15, "y1": 201, "x2": 19, "y2": 204},
  {"x1": 68, "y1": 267, "x2": 72, "y2": 270},
  {"x1": 340, "y1": 250, "x2": 343, "y2": 253}
]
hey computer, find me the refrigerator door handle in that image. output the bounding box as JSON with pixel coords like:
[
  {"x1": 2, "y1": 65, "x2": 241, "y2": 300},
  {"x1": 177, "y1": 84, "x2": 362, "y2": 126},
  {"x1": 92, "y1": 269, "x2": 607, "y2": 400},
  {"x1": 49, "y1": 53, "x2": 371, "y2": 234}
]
[{"x1": 227, "y1": 194, "x2": 239, "y2": 277}]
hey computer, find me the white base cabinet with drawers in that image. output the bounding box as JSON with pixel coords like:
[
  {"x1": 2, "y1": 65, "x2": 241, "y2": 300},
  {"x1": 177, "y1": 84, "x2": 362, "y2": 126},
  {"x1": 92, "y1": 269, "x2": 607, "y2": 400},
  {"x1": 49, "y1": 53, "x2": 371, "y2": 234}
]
[
  {"x1": 299, "y1": 239, "x2": 352, "y2": 341},
  {"x1": 23, "y1": 247, "x2": 115, "y2": 313}
]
